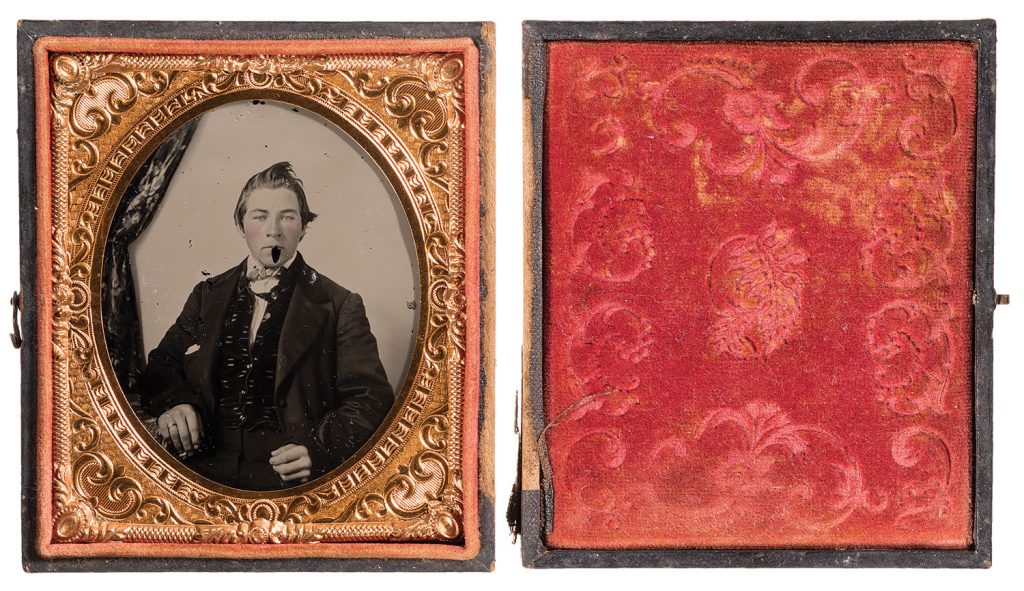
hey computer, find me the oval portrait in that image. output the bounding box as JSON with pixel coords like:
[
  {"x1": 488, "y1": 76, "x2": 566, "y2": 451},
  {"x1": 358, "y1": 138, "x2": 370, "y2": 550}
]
[{"x1": 102, "y1": 99, "x2": 418, "y2": 492}]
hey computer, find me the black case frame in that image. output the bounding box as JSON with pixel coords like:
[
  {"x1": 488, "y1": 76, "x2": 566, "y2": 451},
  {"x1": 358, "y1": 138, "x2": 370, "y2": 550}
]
[
  {"x1": 520, "y1": 19, "x2": 995, "y2": 569},
  {"x1": 18, "y1": 20, "x2": 494, "y2": 573}
]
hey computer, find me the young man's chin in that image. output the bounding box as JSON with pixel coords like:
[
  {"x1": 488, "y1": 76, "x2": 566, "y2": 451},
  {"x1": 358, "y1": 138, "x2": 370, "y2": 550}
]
[{"x1": 256, "y1": 248, "x2": 290, "y2": 267}]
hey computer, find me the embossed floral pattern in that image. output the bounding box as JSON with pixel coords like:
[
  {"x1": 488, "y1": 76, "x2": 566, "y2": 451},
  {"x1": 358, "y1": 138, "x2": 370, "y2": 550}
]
[
  {"x1": 560, "y1": 429, "x2": 629, "y2": 529},
  {"x1": 866, "y1": 300, "x2": 952, "y2": 415},
  {"x1": 543, "y1": 41, "x2": 975, "y2": 549},
  {"x1": 862, "y1": 173, "x2": 952, "y2": 289},
  {"x1": 891, "y1": 426, "x2": 954, "y2": 525},
  {"x1": 899, "y1": 55, "x2": 961, "y2": 159},
  {"x1": 648, "y1": 402, "x2": 887, "y2": 536},
  {"x1": 565, "y1": 303, "x2": 652, "y2": 420},
  {"x1": 708, "y1": 223, "x2": 808, "y2": 359},
  {"x1": 637, "y1": 55, "x2": 884, "y2": 186},
  {"x1": 570, "y1": 170, "x2": 656, "y2": 283}
]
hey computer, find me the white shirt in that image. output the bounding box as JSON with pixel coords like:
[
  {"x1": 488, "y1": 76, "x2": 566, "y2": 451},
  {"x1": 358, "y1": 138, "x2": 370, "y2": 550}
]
[{"x1": 245, "y1": 253, "x2": 295, "y2": 348}]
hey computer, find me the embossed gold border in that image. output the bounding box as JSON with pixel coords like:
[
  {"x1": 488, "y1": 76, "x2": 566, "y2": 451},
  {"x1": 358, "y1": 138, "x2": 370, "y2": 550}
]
[{"x1": 34, "y1": 37, "x2": 481, "y2": 560}]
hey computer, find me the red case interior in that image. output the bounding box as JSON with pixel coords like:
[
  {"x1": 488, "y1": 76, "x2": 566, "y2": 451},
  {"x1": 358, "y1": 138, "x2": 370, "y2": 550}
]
[{"x1": 542, "y1": 41, "x2": 976, "y2": 549}]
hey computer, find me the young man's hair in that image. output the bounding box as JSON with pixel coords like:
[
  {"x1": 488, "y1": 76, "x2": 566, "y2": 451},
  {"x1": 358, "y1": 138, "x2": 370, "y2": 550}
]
[{"x1": 234, "y1": 161, "x2": 319, "y2": 229}]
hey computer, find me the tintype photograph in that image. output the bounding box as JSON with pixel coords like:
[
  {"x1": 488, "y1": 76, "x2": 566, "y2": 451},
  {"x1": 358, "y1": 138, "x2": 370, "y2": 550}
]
[
  {"x1": 104, "y1": 101, "x2": 415, "y2": 491},
  {"x1": 20, "y1": 22, "x2": 492, "y2": 569}
]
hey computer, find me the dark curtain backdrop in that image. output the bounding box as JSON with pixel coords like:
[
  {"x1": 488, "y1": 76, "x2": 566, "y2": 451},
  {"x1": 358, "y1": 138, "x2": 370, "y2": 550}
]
[{"x1": 103, "y1": 118, "x2": 201, "y2": 415}]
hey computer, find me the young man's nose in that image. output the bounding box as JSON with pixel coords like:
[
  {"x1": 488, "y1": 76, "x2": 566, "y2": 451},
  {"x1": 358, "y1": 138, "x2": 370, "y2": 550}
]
[{"x1": 266, "y1": 220, "x2": 282, "y2": 236}]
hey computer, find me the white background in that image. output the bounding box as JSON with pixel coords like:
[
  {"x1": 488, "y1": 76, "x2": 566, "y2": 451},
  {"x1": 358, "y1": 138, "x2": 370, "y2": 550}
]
[{"x1": 2, "y1": 0, "x2": 1021, "y2": 588}]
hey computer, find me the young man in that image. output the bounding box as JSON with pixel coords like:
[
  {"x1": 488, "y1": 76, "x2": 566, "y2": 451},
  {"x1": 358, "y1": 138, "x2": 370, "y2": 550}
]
[{"x1": 141, "y1": 162, "x2": 394, "y2": 490}]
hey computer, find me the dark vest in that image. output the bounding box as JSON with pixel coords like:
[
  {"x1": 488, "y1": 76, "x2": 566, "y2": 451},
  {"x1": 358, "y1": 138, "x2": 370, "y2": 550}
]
[{"x1": 212, "y1": 264, "x2": 299, "y2": 431}]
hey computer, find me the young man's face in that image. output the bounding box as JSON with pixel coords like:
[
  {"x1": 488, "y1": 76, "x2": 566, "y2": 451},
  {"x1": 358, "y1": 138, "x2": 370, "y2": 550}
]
[{"x1": 240, "y1": 187, "x2": 305, "y2": 268}]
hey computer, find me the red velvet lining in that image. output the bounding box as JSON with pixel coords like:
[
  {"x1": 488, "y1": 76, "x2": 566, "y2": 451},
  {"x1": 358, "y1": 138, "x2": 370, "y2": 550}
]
[{"x1": 543, "y1": 41, "x2": 975, "y2": 549}]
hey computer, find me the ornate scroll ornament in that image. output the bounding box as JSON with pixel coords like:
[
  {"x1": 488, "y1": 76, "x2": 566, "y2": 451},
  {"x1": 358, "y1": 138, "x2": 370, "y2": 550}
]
[
  {"x1": 644, "y1": 401, "x2": 887, "y2": 535},
  {"x1": 865, "y1": 300, "x2": 953, "y2": 416},
  {"x1": 565, "y1": 303, "x2": 651, "y2": 422},
  {"x1": 569, "y1": 169, "x2": 656, "y2": 283},
  {"x1": 891, "y1": 426, "x2": 955, "y2": 525},
  {"x1": 577, "y1": 53, "x2": 887, "y2": 186},
  {"x1": 331, "y1": 407, "x2": 462, "y2": 541},
  {"x1": 862, "y1": 173, "x2": 953, "y2": 290},
  {"x1": 559, "y1": 428, "x2": 627, "y2": 530},
  {"x1": 47, "y1": 51, "x2": 468, "y2": 545},
  {"x1": 898, "y1": 54, "x2": 960, "y2": 160},
  {"x1": 553, "y1": 401, "x2": 890, "y2": 538}
]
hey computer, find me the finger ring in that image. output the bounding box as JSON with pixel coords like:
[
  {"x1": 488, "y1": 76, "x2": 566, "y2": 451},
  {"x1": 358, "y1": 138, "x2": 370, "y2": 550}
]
[{"x1": 168, "y1": 423, "x2": 179, "y2": 430}]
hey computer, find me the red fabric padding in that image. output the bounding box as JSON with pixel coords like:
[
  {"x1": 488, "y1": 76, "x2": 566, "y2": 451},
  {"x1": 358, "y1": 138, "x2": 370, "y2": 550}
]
[{"x1": 543, "y1": 41, "x2": 976, "y2": 549}]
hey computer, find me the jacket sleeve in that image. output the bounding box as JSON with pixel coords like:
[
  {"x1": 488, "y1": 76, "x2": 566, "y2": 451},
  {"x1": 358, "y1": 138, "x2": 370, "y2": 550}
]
[
  {"x1": 139, "y1": 281, "x2": 208, "y2": 419},
  {"x1": 297, "y1": 292, "x2": 394, "y2": 475}
]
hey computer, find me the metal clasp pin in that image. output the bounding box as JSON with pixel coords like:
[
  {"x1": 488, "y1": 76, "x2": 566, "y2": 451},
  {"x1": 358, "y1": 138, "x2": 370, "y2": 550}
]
[{"x1": 10, "y1": 291, "x2": 22, "y2": 349}]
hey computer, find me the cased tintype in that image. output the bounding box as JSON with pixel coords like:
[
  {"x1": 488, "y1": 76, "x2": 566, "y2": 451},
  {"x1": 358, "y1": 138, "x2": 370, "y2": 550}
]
[
  {"x1": 19, "y1": 21, "x2": 494, "y2": 571},
  {"x1": 520, "y1": 20, "x2": 994, "y2": 568}
]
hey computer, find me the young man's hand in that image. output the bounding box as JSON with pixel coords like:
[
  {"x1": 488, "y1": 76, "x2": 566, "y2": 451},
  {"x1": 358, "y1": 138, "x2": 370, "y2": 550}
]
[
  {"x1": 270, "y1": 443, "x2": 312, "y2": 483},
  {"x1": 158, "y1": 404, "x2": 203, "y2": 456}
]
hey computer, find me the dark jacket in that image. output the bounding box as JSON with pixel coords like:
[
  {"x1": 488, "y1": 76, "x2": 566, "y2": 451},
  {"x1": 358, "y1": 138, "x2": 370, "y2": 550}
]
[{"x1": 140, "y1": 253, "x2": 394, "y2": 478}]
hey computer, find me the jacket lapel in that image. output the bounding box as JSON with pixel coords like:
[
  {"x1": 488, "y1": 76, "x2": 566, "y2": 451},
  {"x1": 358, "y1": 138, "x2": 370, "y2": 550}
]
[
  {"x1": 276, "y1": 257, "x2": 328, "y2": 396},
  {"x1": 195, "y1": 263, "x2": 242, "y2": 403}
]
